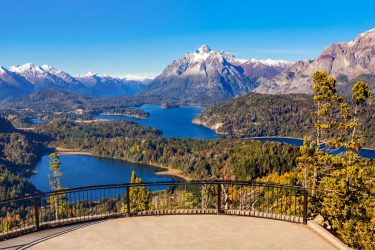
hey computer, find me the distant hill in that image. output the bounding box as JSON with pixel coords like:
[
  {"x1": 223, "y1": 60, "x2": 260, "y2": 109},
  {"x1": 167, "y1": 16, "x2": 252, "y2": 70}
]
[
  {"x1": 0, "y1": 89, "x2": 189, "y2": 113},
  {"x1": 0, "y1": 89, "x2": 90, "y2": 112},
  {"x1": 193, "y1": 93, "x2": 375, "y2": 148}
]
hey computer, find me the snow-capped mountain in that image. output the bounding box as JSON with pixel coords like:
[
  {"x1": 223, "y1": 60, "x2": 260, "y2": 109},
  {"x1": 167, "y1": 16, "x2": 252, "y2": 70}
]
[
  {"x1": 8, "y1": 63, "x2": 83, "y2": 89},
  {"x1": 0, "y1": 66, "x2": 34, "y2": 99},
  {"x1": 76, "y1": 71, "x2": 150, "y2": 97},
  {"x1": 255, "y1": 28, "x2": 375, "y2": 95},
  {"x1": 230, "y1": 58, "x2": 291, "y2": 79},
  {"x1": 41, "y1": 64, "x2": 83, "y2": 88},
  {"x1": 0, "y1": 64, "x2": 151, "y2": 99},
  {"x1": 139, "y1": 45, "x2": 291, "y2": 103}
]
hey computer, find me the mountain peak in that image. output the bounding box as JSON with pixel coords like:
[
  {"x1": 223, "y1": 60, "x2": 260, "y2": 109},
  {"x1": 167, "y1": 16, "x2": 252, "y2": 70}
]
[
  {"x1": 18, "y1": 63, "x2": 36, "y2": 69},
  {"x1": 9, "y1": 63, "x2": 44, "y2": 73},
  {"x1": 197, "y1": 44, "x2": 211, "y2": 53},
  {"x1": 41, "y1": 64, "x2": 54, "y2": 70},
  {"x1": 86, "y1": 71, "x2": 97, "y2": 77},
  {"x1": 358, "y1": 28, "x2": 375, "y2": 38}
]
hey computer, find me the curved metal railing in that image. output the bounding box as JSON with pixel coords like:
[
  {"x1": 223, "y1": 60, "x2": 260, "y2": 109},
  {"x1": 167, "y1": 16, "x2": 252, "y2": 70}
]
[{"x1": 0, "y1": 180, "x2": 307, "y2": 240}]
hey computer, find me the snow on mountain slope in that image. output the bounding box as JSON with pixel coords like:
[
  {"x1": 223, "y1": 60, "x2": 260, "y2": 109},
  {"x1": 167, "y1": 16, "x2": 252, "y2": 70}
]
[
  {"x1": 0, "y1": 66, "x2": 34, "y2": 99},
  {"x1": 8, "y1": 63, "x2": 81, "y2": 89},
  {"x1": 0, "y1": 63, "x2": 150, "y2": 99},
  {"x1": 75, "y1": 71, "x2": 149, "y2": 97},
  {"x1": 139, "y1": 45, "x2": 291, "y2": 103}
]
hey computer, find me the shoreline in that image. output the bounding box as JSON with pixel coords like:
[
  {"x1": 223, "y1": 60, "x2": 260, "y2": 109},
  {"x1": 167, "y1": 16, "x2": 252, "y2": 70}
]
[
  {"x1": 96, "y1": 113, "x2": 148, "y2": 119},
  {"x1": 58, "y1": 151, "x2": 93, "y2": 155},
  {"x1": 56, "y1": 151, "x2": 94, "y2": 156},
  {"x1": 52, "y1": 147, "x2": 190, "y2": 181},
  {"x1": 248, "y1": 136, "x2": 305, "y2": 140},
  {"x1": 115, "y1": 157, "x2": 191, "y2": 181},
  {"x1": 54, "y1": 147, "x2": 94, "y2": 155}
]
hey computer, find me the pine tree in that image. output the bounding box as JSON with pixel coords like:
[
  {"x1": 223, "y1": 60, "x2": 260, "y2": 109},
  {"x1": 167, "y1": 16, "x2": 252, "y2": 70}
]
[
  {"x1": 309, "y1": 71, "x2": 343, "y2": 195},
  {"x1": 350, "y1": 81, "x2": 372, "y2": 150},
  {"x1": 311, "y1": 71, "x2": 342, "y2": 146},
  {"x1": 298, "y1": 71, "x2": 374, "y2": 249}
]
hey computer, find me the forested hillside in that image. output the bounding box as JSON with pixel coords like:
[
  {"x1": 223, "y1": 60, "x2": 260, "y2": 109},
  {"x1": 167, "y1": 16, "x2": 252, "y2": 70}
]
[
  {"x1": 93, "y1": 137, "x2": 299, "y2": 180},
  {"x1": 0, "y1": 89, "x2": 187, "y2": 113},
  {"x1": 36, "y1": 119, "x2": 161, "y2": 149},
  {"x1": 0, "y1": 117, "x2": 43, "y2": 199},
  {"x1": 0, "y1": 117, "x2": 45, "y2": 171},
  {"x1": 194, "y1": 93, "x2": 375, "y2": 148}
]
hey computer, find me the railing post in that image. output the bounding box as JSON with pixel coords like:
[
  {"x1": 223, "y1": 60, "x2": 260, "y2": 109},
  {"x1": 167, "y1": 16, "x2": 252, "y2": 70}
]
[
  {"x1": 217, "y1": 183, "x2": 222, "y2": 214},
  {"x1": 303, "y1": 189, "x2": 308, "y2": 224},
  {"x1": 34, "y1": 196, "x2": 41, "y2": 230},
  {"x1": 126, "y1": 187, "x2": 131, "y2": 217}
]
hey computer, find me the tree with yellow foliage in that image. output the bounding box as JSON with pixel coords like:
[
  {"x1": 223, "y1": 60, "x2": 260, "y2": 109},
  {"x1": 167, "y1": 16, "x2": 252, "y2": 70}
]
[{"x1": 48, "y1": 153, "x2": 66, "y2": 220}]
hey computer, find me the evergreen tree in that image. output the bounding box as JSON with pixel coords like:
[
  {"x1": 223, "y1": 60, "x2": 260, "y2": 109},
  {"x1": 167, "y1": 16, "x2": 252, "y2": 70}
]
[
  {"x1": 297, "y1": 71, "x2": 374, "y2": 249},
  {"x1": 350, "y1": 81, "x2": 373, "y2": 150},
  {"x1": 310, "y1": 71, "x2": 343, "y2": 195}
]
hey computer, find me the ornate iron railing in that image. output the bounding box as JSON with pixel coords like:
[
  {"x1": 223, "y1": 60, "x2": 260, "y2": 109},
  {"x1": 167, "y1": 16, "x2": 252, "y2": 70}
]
[{"x1": 0, "y1": 181, "x2": 307, "y2": 240}]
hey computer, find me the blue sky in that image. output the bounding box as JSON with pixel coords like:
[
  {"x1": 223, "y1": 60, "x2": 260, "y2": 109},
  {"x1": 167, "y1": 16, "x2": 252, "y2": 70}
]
[{"x1": 1, "y1": 0, "x2": 375, "y2": 77}]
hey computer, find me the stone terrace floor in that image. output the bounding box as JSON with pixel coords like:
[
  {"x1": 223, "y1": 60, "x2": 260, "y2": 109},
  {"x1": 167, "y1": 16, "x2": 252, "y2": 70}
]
[{"x1": 0, "y1": 215, "x2": 334, "y2": 250}]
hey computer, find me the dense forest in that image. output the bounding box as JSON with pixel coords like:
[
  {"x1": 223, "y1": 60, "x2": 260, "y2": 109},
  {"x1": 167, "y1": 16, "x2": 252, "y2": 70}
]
[
  {"x1": 194, "y1": 93, "x2": 375, "y2": 148},
  {"x1": 0, "y1": 117, "x2": 43, "y2": 199},
  {"x1": 93, "y1": 108, "x2": 149, "y2": 118},
  {"x1": 36, "y1": 119, "x2": 161, "y2": 150},
  {"x1": 93, "y1": 137, "x2": 299, "y2": 180},
  {"x1": 0, "y1": 117, "x2": 45, "y2": 171}
]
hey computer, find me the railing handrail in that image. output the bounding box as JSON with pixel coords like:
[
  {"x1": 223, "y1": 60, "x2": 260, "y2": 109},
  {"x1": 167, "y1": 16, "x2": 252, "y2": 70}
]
[
  {"x1": 0, "y1": 180, "x2": 305, "y2": 204},
  {"x1": 1, "y1": 179, "x2": 308, "y2": 241}
]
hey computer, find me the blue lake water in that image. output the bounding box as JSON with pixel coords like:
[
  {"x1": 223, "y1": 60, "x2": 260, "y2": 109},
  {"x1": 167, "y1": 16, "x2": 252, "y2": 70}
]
[
  {"x1": 251, "y1": 137, "x2": 305, "y2": 146},
  {"x1": 251, "y1": 137, "x2": 375, "y2": 159},
  {"x1": 94, "y1": 105, "x2": 219, "y2": 139},
  {"x1": 31, "y1": 119, "x2": 44, "y2": 124},
  {"x1": 30, "y1": 154, "x2": 174, "y2": 192}
]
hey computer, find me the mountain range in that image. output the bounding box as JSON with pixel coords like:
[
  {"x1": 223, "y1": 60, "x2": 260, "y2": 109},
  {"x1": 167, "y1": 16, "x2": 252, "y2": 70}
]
[
  {"x1": 140, "y1": 29, "x2": 375, "y2": 101},
  {"x1": 1, "y1": 28, "x2": 375, "y2": 102},
  {"x1": 254, "y1": 28, "x2": 375, "y2": 95},
  {"x1": 0, "y1": 63, "x2": 151, "y2": 99}
]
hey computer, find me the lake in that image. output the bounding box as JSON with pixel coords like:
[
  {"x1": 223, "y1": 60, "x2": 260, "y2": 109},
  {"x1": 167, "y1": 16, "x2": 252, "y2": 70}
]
[
  {"x1": 30, "y1": 154, "x2": 174, "y2": 192},
  {"x1": 251, "y1": 137, "x2": 375, "y2": 159},
  {"x1": 94, "y1": 105, "x2": 219, "y2": 139},
  {"x1": 31, "y1": 119, "x2": 44, "y2": 124}
]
